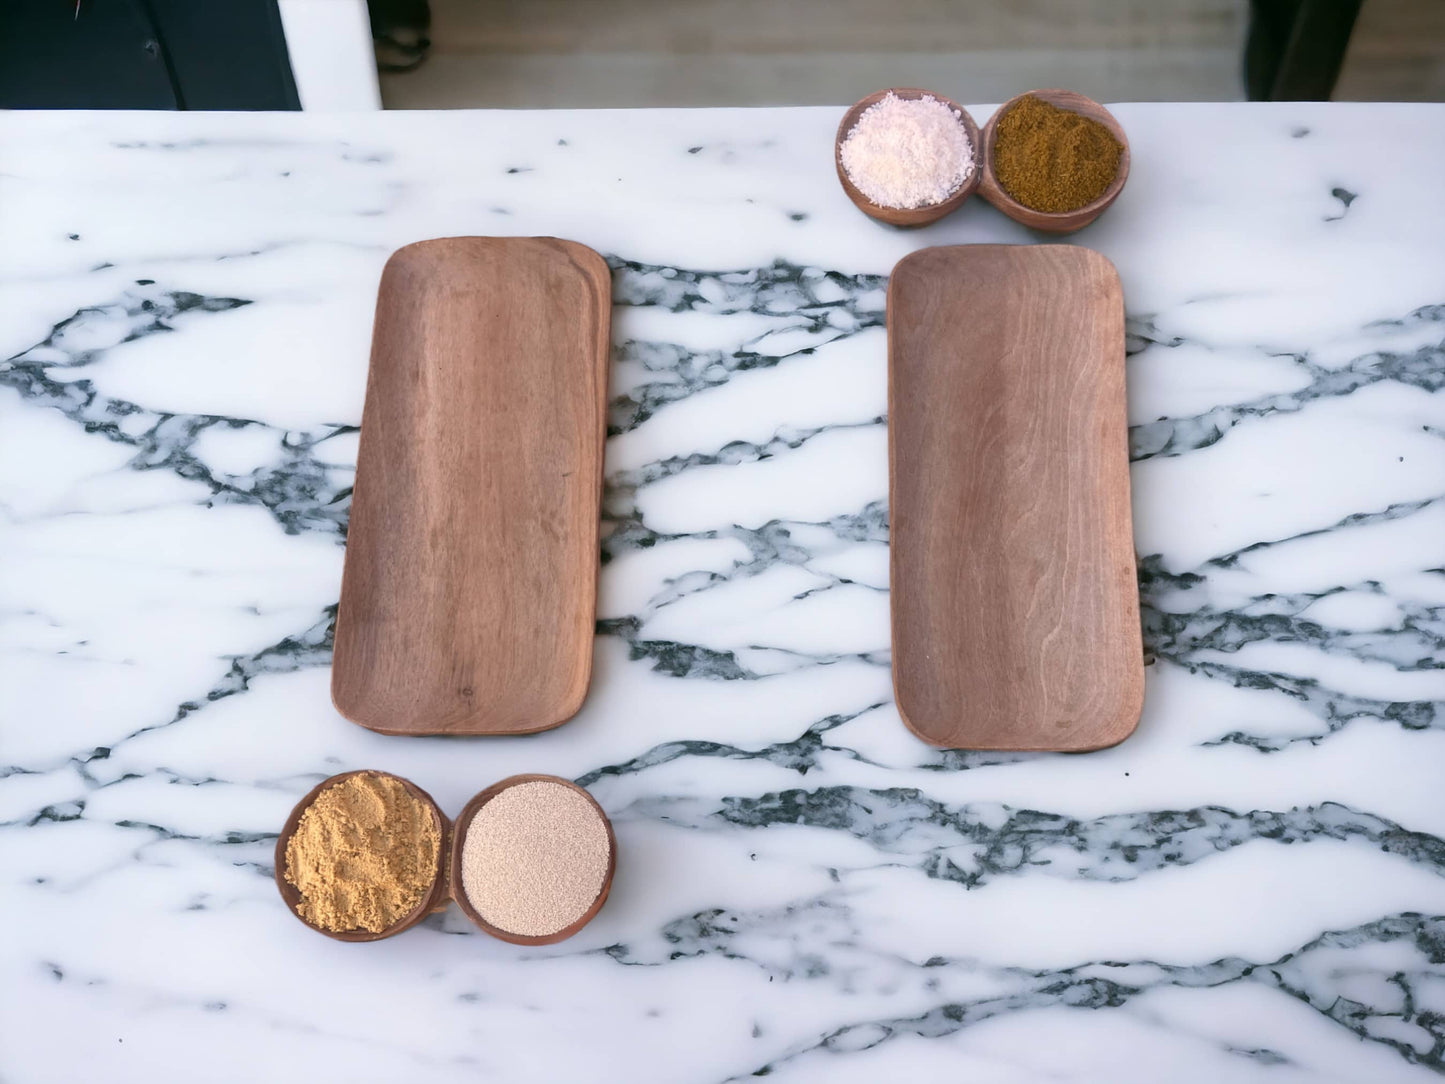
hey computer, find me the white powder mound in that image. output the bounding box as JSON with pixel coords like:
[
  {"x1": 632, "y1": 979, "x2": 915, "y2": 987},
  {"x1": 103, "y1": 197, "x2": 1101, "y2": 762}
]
[{"x1": 840, "y1": 92, "x2": 974, "y2": 210}]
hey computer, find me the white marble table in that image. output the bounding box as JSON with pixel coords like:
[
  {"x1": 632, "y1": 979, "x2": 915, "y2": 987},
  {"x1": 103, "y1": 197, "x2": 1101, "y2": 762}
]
[{"x1": 2, "y1": 103, "x2": 1443, "y2": 1083}]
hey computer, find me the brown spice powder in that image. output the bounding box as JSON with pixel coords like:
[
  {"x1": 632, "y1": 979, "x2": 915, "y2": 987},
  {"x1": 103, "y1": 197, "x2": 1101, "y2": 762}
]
[
  {"x1": 993, "y1": 95, "x2": 1122, "y2": 214},
  {"x1": 284, "y1": 772, "x2": 439, "y2": 933}
]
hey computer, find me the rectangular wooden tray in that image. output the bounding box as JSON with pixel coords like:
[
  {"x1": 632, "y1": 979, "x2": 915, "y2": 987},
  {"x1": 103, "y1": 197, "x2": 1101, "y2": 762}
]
[
  {"x1": 332, "y1": 237, "x2": 611, "y2": 735},
  {"x1": 888, "y1": 244, "x2": 1142, "y2": 751}
]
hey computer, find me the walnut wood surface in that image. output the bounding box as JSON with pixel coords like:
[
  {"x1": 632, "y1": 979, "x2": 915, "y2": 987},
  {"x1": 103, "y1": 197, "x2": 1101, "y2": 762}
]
[
  {"x1": 332, "y1": 237, "x2": 611, "y2": 736},
  {"x1": 888, "y1": 244, "x2": 1143, "y2": 751},
  {"x1": 978, "y1": 89, "x2": 1130, "y2": 234},
  {"x1": 449, "y1": 774, "x2": 617, "y2": 946},
  {"x1": 835, "y1": 87, "x2": 981, "y2": 228},
  {"x1": 274, "y1": 770, "x2": 450, "y2": 943}
]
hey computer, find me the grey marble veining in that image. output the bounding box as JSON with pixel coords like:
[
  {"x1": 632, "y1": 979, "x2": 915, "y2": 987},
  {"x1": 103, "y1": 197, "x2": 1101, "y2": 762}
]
[{"x1": 1, "y1": 103, "x2": 1443, "y2": 1082}]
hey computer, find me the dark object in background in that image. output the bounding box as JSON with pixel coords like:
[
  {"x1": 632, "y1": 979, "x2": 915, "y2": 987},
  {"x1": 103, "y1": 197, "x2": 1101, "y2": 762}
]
[
  {"x1": 369, "y1": 0, "x2": 431, "y2": 73},
  {"x1": 1246, "y1": 0, "x2": 1364, "y2": 100},
  {"x1": 0, "y1": 0, "x2": 299, "y2": 110}
]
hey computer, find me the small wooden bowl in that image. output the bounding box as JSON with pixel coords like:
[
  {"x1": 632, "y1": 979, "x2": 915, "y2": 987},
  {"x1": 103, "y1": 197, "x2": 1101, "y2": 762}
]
[
  {"x1": 450, "y1": 773, "x2": 617, "y2": 947},
  {"x1": 275, "y1": 770, "x2": 450, "y2": 943},
  {"x1": 979, "y1": 89, "x2": 1130, "y2": 233},
  {"x1": 835, "y1": 87, "x2": 982, "y2": 228}
]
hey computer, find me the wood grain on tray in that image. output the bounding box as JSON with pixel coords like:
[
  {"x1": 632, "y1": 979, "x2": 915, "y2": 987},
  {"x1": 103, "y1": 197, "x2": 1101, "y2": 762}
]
[
  {"x1": 888, "y1": 244, "x2": 1142, "y2": 751},
  {"x1": 332, "y1": 236, "x2": 611, "y2": 736}
]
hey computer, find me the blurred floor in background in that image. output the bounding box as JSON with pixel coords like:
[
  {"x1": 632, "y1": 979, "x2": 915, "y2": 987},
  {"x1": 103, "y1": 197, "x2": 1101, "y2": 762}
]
[
  {"x1": 1335, "y1": 0, "x2": 1445, "y2": 99},
  {"x1": 378, "y1": 0, "x2": 1444, "y2": 108}
]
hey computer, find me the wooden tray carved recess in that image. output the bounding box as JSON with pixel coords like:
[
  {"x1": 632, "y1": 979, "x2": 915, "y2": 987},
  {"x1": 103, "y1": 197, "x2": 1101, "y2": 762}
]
[
  {"x1": 888, "y1": 244, "x2": 1143, "y2": 751},
  {"x1": 332, "y1": 237, "x2": 611, "y2": 736}
]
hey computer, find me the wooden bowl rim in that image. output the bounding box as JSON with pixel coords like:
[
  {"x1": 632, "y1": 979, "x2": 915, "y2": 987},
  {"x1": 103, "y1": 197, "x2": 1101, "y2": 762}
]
[
  {"x1": 980, "y1": 88, "x2": 1131, "y2": 227},
  {"x1": 835, "y1": 86, "x2": 982, "y2": 227},
  {"x1": 449, "y1": 773, "x2": 617, "y2": 946},
  {"x1": 274, "y1": 769, "x2": 450, "y2": 943}
]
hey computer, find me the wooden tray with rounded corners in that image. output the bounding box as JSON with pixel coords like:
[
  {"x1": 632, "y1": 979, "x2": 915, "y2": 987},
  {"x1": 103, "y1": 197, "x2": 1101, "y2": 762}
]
[
  {"x1": 449, "y1": 773, "x2": 617, "y2": 947},
  {"x1": 978, "y1": 89, "x2": 1130, "y2": 234},
  {"x1": 835, "y1": 87, "x2": 982, "y2": 228},
  {"x1": 332, "y1": 237, "x2": 611, "y2": 736},
  {"x1": 274, "y1": 770, "x2": 450, "y2": 942},
  {"x1": 888, "y1": 244, "x2": 1143, "y2": 751}
]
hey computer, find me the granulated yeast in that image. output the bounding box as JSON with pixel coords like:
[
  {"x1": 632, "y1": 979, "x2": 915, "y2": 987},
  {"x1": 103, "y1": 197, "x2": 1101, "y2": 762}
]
[
  {"x1": 460, "y1": 780, "x2": 610, "y2": 938},
  {"x1": 840, "y1": 91, "x2": 975, "y2": 210},
  {"x1": 284, "y1": 772, "x2": 439, "y2": 934}
]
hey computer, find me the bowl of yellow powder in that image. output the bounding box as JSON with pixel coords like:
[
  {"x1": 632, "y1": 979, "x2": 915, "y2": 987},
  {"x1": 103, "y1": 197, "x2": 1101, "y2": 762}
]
[
  {"x1": 979, "y1": 88, "x2": 1130, "y2": 234},
  {"x1": 276, "y1": 770, "x2": 446, "y2": 942}
]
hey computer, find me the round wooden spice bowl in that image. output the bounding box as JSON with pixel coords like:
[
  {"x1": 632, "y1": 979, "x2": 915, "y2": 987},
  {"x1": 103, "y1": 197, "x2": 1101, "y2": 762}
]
[
  {"x1": 978, "y1": 88, "x2": 1131, "y2": 234},
  {"x1": 835, "y1": 87, "x2": 982, "y2": 228},
  {"x1": 449, "y1": 773, "x2": 617, "y2": 947},
  {"x1": 276, "y1": 771, "x2": 617, "y2": 944},
  {"x1": 274, "y1": 770, "x2": 451, "y2": 943}
]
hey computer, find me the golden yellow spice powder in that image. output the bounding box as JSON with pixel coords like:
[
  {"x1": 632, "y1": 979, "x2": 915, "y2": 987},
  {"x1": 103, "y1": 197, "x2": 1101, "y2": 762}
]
[
  {"x1": 993, "y1": 94, "x2": 1122, "y2": 214},
  {"x1": 284, "y1": 772, "x2": 440, "y2": 933}
]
